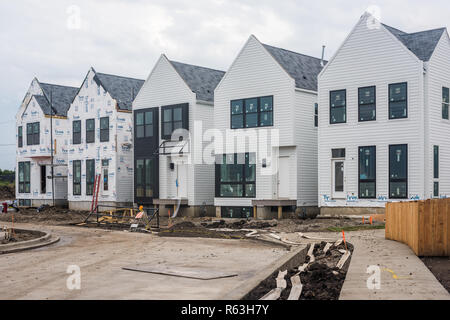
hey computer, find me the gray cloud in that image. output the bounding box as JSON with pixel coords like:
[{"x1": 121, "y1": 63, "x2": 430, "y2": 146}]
[{"x1": 1, "y1": 0, "x2": 449, "y2": 169}]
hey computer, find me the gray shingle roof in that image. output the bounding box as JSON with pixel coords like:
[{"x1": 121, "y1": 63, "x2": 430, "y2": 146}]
[
  {"x1": 169, "y1": 60, "x2": 225, "y2": 102},
  {"x1": 39, "y1": 83, "x2": 78, "y2": 117},
  {"x1": 262, "y1": 44, "x2": 326, "y2": 91},
  {"x1": 94, "y1": 73, "x2": 145, "y2": 110},
  {"x1": 383, "y1": 24, "x2": 446, "y2": 61}
]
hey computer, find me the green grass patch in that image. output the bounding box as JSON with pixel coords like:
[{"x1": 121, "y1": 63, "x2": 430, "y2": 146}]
[
  {"x1": 327, "y1": 224, "x2": 385, "y2": 232},
  {"x1": 0, "y1": 181, "x2": 14, "y2": 187}
]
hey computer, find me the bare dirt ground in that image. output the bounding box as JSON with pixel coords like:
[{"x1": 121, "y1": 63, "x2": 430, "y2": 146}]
[
  {"x1": 1, "y1": 229, "x2": 44, "y2": 244},
  {"x1": 420, "y1": 257, "x2": 450, "y2": 293},
  {"x1": 0, "y1": 206, "x2": 89, "y2": 225},
  {"x1": 0, "y1": 185, "x2": 15, "y2": 200}
]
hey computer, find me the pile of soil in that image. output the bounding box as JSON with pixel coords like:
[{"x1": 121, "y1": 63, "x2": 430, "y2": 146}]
[
  {"x1": 420, "y1": 257, "x2": 450, "y2": 293},
  {"x1": 0, "y1": 185, "x2": 15, "y2": 200},
  {"x1": 0, "y1": 206, "x2": 89, "y2": 225},
  {"x1": 271, "y1": 218, "x2": 384, "y2": 233},
  {"x1": 1, "y1": 229, "x2": 44, "y2": 245},
  {"x1": 244, "y1": 241, "x2": 354, "y2": 300},
  {"x1": 201, "y1": 219, "x2": 277, "y2": 230},
  {"x1": 158, "y1": 221, "x2": 247, "y2": 239}
]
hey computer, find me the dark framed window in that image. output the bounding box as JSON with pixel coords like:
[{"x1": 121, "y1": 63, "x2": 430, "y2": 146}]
[
  {"x1": 135, "y1": 158, "x2": 155, "y2": 198},
  {"x1": 18, "y1": 126, "x2": 23, "y2": 148},
  {"x1": 330, "y1": 90, "x2": 346, "y2": 124},
  {"x1": 230, "y1": 96, "x2": 273, "y2": 129},
  {"x1": 161, "y1": 104, "x2": 188, "y2": 140},
  {"x1": 86, "y1": 119, "x2": 95, "y2": 143},
  {"x1": 358, "y1": 86, "x2": 376, "y2": 121},
  {"x1": 221, "y1": 207, "x2": 253, "y2": 219},
  {"x1": 18, "y1": 161, "x2": 30, "y2": 193},
  {"x1": 332, "y1": 148, "x2": 346, "y2": 159},
  {"x1": 314, "y1": 103, "x2": 318, "y2": 127},
  {"x1": 73, "y1": 120, "x2": 81, "y2": 144},
  {"x1": 215, "y1": 153, "x2": 256, "y2": 198},
  {"x1": 359, "y1": 146, "x2": 376, "y2": 199},
  {"x1": 26, "y1": 122, "x2": 39, "y2": 145},
  {"x1": 86, "y1": 159, "x2": 95, "y2": 196},
  {"x1": 103, "y1": 168, "x2": 108, "y2": 191},
  {"x1": 135, "y1": 110, "x2": 154, "y2": 138},
  {"x1": 433, "y1": 145, "x2": 439, "y2": 198},
  {"x1": 434, "y1": 146, "x2": 439, "y2": 179},
  {"x1": 100, "y1": 117, "x2": 109, "y2": 142},
  {"x1": 389, "y1": 144, "x2": 408, "y2": 199},
  {"x1": 389, "y1": 82, "x2": 407, "y2": 119},
  {"x1": 73, "y1": 160, "x2": 81, "y2": 196},
  {"x1": 33, "y1": 122, "x2": 40, "y2": 145},
  {"x1": 443, "y1": 87, "x2": 449, "y2": 120}
]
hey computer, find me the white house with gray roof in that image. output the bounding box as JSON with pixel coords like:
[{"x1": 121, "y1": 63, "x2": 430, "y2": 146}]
[
  {"x1": 67, "y1": 67, "x2": 144, "y2": 211},
  {"x1": 132, "y1": 55, "x2": 225, "y2": 217},
  {"x1": 15, "y1": 78, "x2": 78, "y2": 207},
  {"x1": 318, "y1": 12, "x2": 450, "y2": 214},
  {"x1": 213, "y1": 35, "x2": 324, "y2": 219}
]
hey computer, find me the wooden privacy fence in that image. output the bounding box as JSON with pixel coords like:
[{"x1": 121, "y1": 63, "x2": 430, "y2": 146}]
[{"x1": 385, "y1": 198, "x2": 449, "y2": 256}]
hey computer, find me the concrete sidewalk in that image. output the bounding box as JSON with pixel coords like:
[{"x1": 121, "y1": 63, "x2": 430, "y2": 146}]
[{"x1": 339, "y1": 229, "x2": 449, "y2": 300}]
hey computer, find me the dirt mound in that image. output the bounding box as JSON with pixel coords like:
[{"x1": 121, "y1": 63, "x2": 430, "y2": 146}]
[
  {"x1": 0, "y1": 185, "x2": 15, "y2": 200},
  {"x1": 202, "y1": 219, "x2": 277, "y2": 230},
  {"x1": 0, "y1": 207, "x2": 89, "y2": 225},
  {"x1": 158, "y1": 221, "x2": 247, "y2": 239},
  {"x1": 1, "y1": 229, "x2": 44, "y2": 245},
  {"x1": 300, "y1": 263, "x2": 346, "y2": 300}
]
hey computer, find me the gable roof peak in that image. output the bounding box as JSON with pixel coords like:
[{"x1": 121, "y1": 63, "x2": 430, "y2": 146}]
[
  {"x1": 167, "y1": 59, "x2": 225, "y2": 102},
  {"x1": 382, "y1": 23, "x2": 446, "y2": 61},
  {"x1": 260, "y1": 41, "x2": 326, "y2": 91}
]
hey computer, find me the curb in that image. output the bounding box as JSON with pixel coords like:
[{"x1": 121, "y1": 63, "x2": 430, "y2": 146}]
[
  {"x1": 221, "y1": 244, "x2": 308, "y2": 300},
  {"x1": 0, "y1": 229, "x2": 60, "y2": 254}
]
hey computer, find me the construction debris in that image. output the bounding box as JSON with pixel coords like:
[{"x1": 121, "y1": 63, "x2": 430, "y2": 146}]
[
  {"x1": 260, "y1": 270, "x2": 287, "y2": 300},
  {"x1": 245, "y1": 241, "x2": 354, "y2": 300}
]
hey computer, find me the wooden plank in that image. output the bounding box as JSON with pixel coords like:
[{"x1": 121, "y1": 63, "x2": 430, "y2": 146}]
[
  {"x1": 122, "y1": 265, "x2": 238, "y2": 280},
  {"x1": 336, "y1": 251, "x2": 351, "y2": 269},
  {"x1": 287, "y1": 274, "x2": 303, "y2": 300},
  {"x1": 260, "y1": 270, "x2": 287, "y2": 300},
  {"x1": 435, "y1": 198, "x2": 445, "y2": 255},
  {"x1": 447, "y1": 199, "x2": 450, "y2": 256}
]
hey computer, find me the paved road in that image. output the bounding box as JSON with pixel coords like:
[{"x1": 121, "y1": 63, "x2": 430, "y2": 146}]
[{"x1": 0, "y1": 223, "x2": 287, "y2": 300}]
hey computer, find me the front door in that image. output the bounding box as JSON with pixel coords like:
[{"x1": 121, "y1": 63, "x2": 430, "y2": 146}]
[
  {"x1": 332, "y1": 160, "x2": 345, "y2": 198},
  {"x1": 278, "y1": 156, "x2": 290, "y2": 198},
  {"x1": 177, "y1": 163, "x2": 188, "y2": 198}
]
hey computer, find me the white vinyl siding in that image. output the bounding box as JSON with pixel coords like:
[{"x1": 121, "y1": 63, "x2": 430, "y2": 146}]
[
  {"x1": 426, "y1": 32, "x2": 450, "y2": 199},
  {"x1": 318, "y1": 14, "x2": 425, "y2": 208}
]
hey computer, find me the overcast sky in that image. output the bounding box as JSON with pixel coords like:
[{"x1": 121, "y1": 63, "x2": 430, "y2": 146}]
[{"x1": 0, "y1": 0, "x2": 449, "y2": 169}]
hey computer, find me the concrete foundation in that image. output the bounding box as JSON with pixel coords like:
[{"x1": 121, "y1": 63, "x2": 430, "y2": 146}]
[
  {"x1": 157, "y1": 205, "x2": 216, "y2": 218},
  {"x1": 68, "y1": 201, "x2": 133, "y2": 212},
  {"x1": 24, "y1": 199, "x2": 67, "y2": 207},
  {"x1": 320, "y1": 206, "x2": 386, "y2": 216}
]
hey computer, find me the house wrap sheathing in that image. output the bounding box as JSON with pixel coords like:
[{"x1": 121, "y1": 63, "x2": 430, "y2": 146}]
[
  {"x1": 67, "y1": 67, "x2": 144, "y2": 211},
  {"x1": 15, "y1": 78, "x2": 78, "y2": 206}
]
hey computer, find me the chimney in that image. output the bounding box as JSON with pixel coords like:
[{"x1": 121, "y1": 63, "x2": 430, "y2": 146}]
[{"x1": 320, "y1": 45, "x2": 326, "y2": 67}]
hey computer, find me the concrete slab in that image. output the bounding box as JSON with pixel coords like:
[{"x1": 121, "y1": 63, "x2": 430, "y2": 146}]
[
  {"x1": 338, "y1": 229, "x2": 450, "y2": 300},
  {"x1": 0, "y1": 223, "x2": 287, "y2": 300}
]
